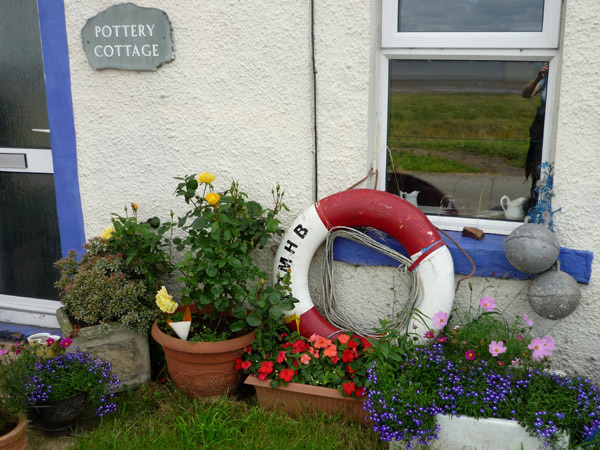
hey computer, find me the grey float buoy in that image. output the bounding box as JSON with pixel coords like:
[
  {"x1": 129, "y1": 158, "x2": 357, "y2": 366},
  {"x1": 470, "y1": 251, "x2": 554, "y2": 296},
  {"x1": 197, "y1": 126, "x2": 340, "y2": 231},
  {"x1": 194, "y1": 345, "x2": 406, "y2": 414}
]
[
  {"x1": 527, "y1": 266, "x2": 581, "y2": 320},
  {"x1": 504, "y1": 223, "x2": 560, "y2": 274}
]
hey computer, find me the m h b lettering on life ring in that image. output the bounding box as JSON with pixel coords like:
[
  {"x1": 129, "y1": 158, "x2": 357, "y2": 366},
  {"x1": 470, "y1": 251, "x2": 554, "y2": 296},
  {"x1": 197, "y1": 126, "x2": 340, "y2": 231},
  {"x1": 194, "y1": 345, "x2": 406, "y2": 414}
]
[{"x1": 273, "y1": 189, "x2": 455, "y2": 339}]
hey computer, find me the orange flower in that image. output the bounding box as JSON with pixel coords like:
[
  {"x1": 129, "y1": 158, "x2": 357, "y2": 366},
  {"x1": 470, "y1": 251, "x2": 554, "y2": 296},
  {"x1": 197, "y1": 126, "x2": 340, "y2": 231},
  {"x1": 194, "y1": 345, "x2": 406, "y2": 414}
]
[
  {"x1": 309, "y1": 334, "x2": 332, "y2": 349},
  {"x1": 182, "y1": 306, "x2": 191, "y2": 322},
  {"x1": 337, "y1": 334, "x2": 350, "y2": 345},
  {"x1": 323, "y1": 344, "x2": 338, "y2": 358}
]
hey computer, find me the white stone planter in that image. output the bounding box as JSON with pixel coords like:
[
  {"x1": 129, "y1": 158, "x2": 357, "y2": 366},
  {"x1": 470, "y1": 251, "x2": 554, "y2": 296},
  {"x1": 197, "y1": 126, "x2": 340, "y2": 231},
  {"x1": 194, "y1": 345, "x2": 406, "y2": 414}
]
[
  {"x1": 56, "y1": 307, "x2": 150, "y2": 388},
  {"x1": 390, "y1": 414, "x2": 569, "y2": 450}
]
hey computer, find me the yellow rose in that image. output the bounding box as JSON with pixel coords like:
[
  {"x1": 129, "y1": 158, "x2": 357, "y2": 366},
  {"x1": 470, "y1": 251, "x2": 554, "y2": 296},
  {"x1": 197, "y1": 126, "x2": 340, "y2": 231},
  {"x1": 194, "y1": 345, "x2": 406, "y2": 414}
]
[
  {"x1": 196, "y1": 172, "x2": 216, "y2": 184},
  {"x1": 99, "y1": 225, "x2": 115, "y2": 240},
  {"x1": 205, "y1": 193, "x2": 220, "y2": 205},
  {"x1": 156, "y1": 286, "x2": 177, "y2": 314}
]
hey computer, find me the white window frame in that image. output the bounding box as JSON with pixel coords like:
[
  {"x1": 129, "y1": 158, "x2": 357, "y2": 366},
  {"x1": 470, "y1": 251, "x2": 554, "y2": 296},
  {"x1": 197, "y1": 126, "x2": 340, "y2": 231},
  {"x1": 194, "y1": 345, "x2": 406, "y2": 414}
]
[
  {"x1": 382, "y1": 0, "x2": 561, "y2": 49},
  {"x1": 377, "y1": 1, "x2": 562, "y2": 235}
]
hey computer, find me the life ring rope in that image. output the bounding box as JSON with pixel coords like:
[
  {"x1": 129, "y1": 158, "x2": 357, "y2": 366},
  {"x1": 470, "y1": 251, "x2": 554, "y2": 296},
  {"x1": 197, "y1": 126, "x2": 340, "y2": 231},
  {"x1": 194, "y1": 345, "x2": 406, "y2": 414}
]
[{"x1": 273, "y1": 189, "x2": 455, "y2": 339}]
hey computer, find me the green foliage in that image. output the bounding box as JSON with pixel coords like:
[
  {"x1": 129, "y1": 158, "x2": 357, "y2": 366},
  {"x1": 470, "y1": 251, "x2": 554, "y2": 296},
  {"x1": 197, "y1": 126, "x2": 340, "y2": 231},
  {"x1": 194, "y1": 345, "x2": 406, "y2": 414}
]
[
  {"x1": 388, "y1": 92, "x2": 538, "y2": 171},
  {"x1": 70, "y1": 383, "x2": 385, "y2": 450},
  {"x1": 389, "y1": 150, "x2": 482, "y2": 173},
  {"x1": 104, "y1": 205, "x2": 171, "y2": 292},
  {"x1": 55, "y1": 205, "x2": 171, "y2": 336},
  {"x1": 171, "y1": 174, "x2": 296, "y2": 336},
  {"x1": 0, "y1": 345, "x2": 29, "y2": 433}
]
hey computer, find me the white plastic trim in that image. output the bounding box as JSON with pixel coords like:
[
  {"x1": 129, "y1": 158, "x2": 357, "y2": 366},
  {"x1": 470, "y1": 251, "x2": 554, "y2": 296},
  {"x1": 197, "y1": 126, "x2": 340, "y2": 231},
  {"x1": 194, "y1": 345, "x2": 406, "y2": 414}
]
[
  {"x1": 0, "y1": 295, "x2": 60, "y2": 327},
  {"x1": 382, "y1": 0, "x2": 561, "y2": 49},
  {"x1": 0, "y1": 148, "x2": 54, "y2": 174}
]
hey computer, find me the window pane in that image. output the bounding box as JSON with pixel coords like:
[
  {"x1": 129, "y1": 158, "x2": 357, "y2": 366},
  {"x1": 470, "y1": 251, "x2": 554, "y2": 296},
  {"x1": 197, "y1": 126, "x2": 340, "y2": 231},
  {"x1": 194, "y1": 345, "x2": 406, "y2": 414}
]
[
  {"x1": 398, "y1": 0, "x2": 544, "y2": 32},
  {"x1": 0, "y1": 0, "x2": 50, "y2": 149},
  {"x1": 386, "y1": 60, "x2": 548, "y2": 221},
  {"x1": 0, "y1": 172, "x2": 61, "y2": 300}
]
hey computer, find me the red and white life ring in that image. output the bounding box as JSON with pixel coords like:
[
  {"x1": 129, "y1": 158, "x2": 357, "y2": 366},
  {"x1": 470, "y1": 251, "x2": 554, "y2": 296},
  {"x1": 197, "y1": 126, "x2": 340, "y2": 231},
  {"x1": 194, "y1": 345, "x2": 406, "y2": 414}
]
[{"x1": 273, "y1": 189, "x2": 455, "y2": 339}]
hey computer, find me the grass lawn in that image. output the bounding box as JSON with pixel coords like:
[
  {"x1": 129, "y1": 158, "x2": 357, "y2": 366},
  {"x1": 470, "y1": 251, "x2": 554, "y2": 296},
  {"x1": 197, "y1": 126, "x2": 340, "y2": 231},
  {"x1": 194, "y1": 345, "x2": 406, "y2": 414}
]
[
  {"x1": 33, "y1": 382, "x2": 384, "y2": 450},
  {"x1": 388, "y1": 92, "x2": 540, "y2": 172}
]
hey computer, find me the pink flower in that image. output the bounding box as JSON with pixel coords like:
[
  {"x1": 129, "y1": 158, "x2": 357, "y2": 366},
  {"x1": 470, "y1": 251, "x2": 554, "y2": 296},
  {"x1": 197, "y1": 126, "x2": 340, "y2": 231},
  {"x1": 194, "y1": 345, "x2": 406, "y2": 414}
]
[
  {"x1": 522, "y1": 313, "x2": 533, "y2": 327},
  {"x1": 488, "y1": 340, "x2": 507, "y2": 356},
  {"x1": 300, "y1": 354, "x2": 311, "y2": 365},
  {"x1": 0, "y1": 349, "x2": 7, "y2": 356},
  {"x1": 45, "y1": 337, "x2": 55, "y2": 345},
  {"x1": 60, "y1": 337, "x2": 73, "y2": 348},
  {"x1": 424, "y1": 331, "x2": 435, "y2": 339},
  {"x1": 529, "y1": 335, "x2": 555, "y2": 360},
  {"x1": 542, "y1": 335, "x2": 555, "y2": 353},
  {"x1": 528, "y1": 337, "x2": 549, "y2": 360},
  {"x1": 479, "y1": 295, "x2": 496, "y2": 312},
  {"x1": 432, "y1": 311, "x2": 448, "y2": 329},
  {"x1": 436, "y1": 336, "x2": 447, "y2": 343},
  {"x1": 465, "y1": 350, "x2": 476, "y2": 360},
  {"x1": 511, "y1": 358, "x2": 521, "y2": 367}
]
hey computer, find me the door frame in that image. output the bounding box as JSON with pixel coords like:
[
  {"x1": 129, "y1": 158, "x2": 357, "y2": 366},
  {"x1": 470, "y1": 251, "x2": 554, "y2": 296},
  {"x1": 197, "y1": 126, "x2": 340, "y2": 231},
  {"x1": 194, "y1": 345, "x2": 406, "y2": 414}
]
[{"x1": 0, "y1": 0, "x2": 85, "y2": 327}]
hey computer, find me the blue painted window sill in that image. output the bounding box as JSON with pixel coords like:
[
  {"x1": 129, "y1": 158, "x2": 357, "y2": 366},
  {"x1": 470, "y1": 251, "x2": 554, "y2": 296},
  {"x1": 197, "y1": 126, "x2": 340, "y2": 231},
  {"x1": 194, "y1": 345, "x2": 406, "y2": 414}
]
[{"x1": 332, "y1": 230, "x2": 593, "y2": 284}]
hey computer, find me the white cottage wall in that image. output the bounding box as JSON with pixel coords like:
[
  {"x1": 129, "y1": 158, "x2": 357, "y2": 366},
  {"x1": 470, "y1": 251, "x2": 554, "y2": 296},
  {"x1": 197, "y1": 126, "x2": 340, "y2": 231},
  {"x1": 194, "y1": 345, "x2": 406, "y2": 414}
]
[{"x1": 63, "y1": 1, "x2": 600, "y2": 380}]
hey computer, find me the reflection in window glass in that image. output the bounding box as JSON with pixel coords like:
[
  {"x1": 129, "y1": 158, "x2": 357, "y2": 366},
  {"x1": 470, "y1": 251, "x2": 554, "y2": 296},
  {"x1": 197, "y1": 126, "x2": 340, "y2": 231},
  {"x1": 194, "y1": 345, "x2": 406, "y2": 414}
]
[
  {"x1": 398, "y1": 0, "x2": 544, "y2": 32},
  {"x1": 386, "y1": 60, "x2": 548, "y2": 221}
]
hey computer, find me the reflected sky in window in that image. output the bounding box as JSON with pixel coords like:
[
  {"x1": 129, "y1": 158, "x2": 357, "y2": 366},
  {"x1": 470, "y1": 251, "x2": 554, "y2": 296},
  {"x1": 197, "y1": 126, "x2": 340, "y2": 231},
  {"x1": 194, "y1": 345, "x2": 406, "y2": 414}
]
[{"x1": 398, "y1": 0, "x2": 544, "y2": 32}]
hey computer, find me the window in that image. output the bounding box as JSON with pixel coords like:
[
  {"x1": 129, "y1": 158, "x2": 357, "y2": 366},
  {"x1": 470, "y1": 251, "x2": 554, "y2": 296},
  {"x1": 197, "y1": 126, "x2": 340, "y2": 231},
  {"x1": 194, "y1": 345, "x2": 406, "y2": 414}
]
[{"x1": 378, "y1": 0, "x2": 561, "y2": 234}]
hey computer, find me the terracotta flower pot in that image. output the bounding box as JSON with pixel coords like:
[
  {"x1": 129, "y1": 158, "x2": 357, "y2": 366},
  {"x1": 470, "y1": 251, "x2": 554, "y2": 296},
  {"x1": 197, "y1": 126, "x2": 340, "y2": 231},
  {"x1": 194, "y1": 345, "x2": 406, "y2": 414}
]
[
  {"x1": 151, "y1": 305, "x2": 256, "y2": 397},
  {"x1": 0, "y1": 414, "x2": 28, "y2": 450},
  {"x1": 245, "y1": 375, "x2": 369, "y2": 425}
]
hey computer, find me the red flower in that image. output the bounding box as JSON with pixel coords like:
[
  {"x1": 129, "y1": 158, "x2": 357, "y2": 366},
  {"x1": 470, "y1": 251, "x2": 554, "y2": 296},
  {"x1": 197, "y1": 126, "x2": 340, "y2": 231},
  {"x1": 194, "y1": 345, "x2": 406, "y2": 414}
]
[
  {"x1": 330, "y1": 355, "x2": 341, "y2": 364},
  {"x1": 292, "y1": 359, "x2": 299, "y2": 367},
  {"x1": 257, "y1": 360, "x2": 274, "y2": 381},
  {"x1": 279, "y1": 368, "x2": 294, "y2": 382},
  {"x1": 358, "y1": 336, "x2": 372, "y2": 349},
  {"x1": 347, "y1": 338, "x2": 358, "y2": 349},
  {"x1": 342, "y1": 348, "x2": 357, "y2": 363},
  {"x1": 241, "y1": 361, "x2": 251, "y2": 370},
  {"x1": 235, "y1": 358, "x2": 244, "y2": 370},
  {"x1": 243, "y1": 346, "x2": 252, "y2": 354},
  {"x1": 276, "y1": 351, "x2": 287, "y2": 363},
  {"x1": 292, "y1": 340, "x2": 310, "y2": 354},
  {"x1": 342, "y1": 382, "x2": 356, "y2": 396},
  {"x1": 355, "y1": 386, "x2": 366, "y2": 397}
]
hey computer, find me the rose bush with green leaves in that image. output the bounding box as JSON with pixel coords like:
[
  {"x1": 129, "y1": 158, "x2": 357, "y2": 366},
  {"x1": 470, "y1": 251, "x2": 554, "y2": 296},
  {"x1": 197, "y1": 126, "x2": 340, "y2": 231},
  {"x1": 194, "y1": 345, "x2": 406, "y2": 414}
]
[{"x1": 170, "y1": 173, "x2": 296, "y2": 336}]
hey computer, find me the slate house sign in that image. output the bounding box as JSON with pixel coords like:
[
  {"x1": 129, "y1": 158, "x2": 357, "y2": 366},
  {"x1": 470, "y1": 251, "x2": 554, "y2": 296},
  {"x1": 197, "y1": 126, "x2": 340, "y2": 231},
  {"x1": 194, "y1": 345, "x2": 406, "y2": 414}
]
[{"x1": 82, "y1": 3, "x2": 173, "y2": 71}]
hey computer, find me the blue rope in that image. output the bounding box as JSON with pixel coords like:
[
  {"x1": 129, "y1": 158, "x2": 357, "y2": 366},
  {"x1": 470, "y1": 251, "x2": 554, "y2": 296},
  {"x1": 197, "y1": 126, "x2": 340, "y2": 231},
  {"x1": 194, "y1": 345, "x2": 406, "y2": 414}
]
[{"x1": 526, "y1": 162, "x2": 561, "y2": 231}]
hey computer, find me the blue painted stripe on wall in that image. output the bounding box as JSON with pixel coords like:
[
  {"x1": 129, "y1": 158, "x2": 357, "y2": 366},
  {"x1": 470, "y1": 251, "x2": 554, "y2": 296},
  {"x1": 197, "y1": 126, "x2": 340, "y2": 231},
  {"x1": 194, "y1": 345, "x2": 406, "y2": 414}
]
[
  {"x1": 333, "y1": 230, "x2": 593, "y2": 284},
  {"x1": 38, "y1": 0, "x2": 86, "y2": 257}
]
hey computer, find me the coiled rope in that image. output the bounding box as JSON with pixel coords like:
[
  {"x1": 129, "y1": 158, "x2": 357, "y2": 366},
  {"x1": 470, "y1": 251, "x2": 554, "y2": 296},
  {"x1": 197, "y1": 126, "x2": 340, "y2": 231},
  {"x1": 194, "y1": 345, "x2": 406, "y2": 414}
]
[{"x1": 316, "y1": 226, "x2": 421, "y2": 337}]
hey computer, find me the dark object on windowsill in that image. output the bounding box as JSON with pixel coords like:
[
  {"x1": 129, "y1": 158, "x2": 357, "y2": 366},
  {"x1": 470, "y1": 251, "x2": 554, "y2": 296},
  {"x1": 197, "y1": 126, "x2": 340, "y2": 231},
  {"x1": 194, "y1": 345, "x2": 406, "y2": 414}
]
[{"x1": 462, "y1": 227, "x2": 485, "y2": 240}]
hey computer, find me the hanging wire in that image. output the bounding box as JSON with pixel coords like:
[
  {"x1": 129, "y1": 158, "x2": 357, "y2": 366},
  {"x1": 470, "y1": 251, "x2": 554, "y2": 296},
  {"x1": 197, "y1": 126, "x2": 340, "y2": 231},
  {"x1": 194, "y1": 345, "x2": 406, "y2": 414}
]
[
  {"x1": 316, "y1": 226, "x2": 421, "y2": 337},
  {"x1": 310, "y1": 0, "x2": 318, "y2": 202}
]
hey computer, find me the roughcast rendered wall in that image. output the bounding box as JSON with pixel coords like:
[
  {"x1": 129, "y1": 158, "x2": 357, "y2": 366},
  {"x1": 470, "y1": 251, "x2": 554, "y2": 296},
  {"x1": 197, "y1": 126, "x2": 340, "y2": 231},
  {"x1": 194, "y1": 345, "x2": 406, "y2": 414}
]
[{"x1": 64, "y1": 1, "x2": 600, "y2": 381}]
